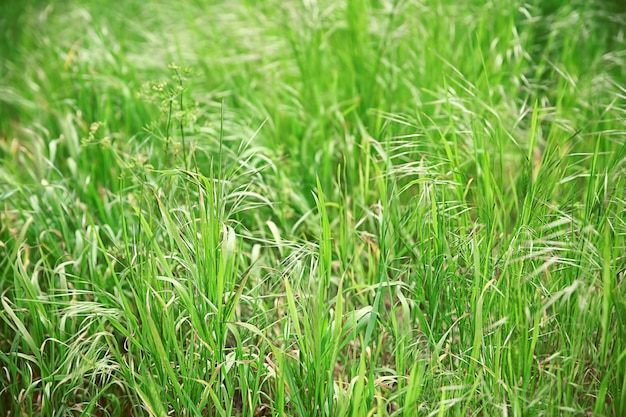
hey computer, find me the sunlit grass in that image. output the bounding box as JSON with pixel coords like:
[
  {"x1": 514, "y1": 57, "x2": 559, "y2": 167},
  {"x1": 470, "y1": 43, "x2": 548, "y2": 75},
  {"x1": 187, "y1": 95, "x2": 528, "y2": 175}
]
[{"x1": 1, "y1": 0, "x2": 625, "y2": 416}]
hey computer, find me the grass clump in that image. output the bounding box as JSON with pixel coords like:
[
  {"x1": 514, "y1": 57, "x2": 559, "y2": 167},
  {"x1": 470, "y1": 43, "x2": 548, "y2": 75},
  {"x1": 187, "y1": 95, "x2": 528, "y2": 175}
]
[{"x1": 1, "y1": 0, "x2": 625, "y2": 416}]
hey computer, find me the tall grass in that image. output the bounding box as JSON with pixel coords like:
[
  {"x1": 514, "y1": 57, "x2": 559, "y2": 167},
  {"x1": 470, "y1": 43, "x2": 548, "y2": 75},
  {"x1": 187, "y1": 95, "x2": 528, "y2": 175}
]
[{"x1": 1, "y1": 0, "x2": 625, "y2": 416}]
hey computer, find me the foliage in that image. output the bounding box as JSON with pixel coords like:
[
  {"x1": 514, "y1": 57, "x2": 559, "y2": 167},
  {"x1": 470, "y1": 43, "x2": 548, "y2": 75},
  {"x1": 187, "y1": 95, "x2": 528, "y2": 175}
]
[{"x1": 1, "y1": 0, "x2": 625, "y2": 416}]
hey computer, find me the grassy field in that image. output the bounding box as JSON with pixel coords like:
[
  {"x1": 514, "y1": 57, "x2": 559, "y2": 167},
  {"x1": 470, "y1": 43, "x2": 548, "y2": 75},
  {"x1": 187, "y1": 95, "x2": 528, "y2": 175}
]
[{"x1": 1, "y1": 0, "x2": 625, "y2": 416}]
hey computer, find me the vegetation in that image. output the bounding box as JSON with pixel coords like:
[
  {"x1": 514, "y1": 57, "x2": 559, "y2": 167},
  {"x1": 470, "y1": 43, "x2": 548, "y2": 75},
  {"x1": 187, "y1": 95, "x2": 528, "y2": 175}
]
[{"x1": 1, "y1": 0, "x2": 625, "y2": 415}]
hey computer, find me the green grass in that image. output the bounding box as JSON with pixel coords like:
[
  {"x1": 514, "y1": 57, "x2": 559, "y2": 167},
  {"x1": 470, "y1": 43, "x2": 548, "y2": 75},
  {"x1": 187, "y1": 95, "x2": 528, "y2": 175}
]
[{"x1": 1, "y1": 0, "x2": 625, "y2": 416}]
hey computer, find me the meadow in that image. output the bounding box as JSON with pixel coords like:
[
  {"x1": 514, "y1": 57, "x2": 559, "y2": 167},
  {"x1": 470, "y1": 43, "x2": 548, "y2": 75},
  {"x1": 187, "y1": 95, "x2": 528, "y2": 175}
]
[{"x1": 1, "y1": 0, "x2": 625, "y2": 416}]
